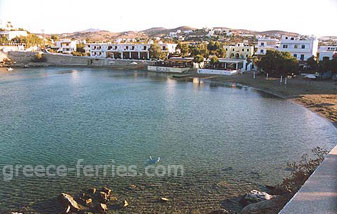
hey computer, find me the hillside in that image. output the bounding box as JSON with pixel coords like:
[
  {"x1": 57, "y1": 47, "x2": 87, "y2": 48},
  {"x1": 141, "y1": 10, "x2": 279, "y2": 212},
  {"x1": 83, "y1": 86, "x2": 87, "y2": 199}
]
[
  {"x1": 140, "y1": 26, "x2": 196, "y2": 37},
  {"x1": 49, "y1": 26, "x2": 303, "y2": 42}
]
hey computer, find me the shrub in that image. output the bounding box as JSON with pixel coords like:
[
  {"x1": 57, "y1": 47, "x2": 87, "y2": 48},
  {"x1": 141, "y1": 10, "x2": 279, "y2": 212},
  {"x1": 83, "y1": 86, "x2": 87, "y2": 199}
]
[
  {"x1": 278, "y1": 147, "x2": 328, "y2": 193},
  {"x1": 32, "y1": 53, "x2": 47, "y2": 62}
]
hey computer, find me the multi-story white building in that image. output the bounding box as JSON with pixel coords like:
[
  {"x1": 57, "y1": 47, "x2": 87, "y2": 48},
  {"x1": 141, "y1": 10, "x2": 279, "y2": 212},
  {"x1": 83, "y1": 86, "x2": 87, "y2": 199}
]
[
  {"x1": 255, "y1": 37, "x2": 280, "y2": 55},
  {"x1": 87, "y1": 43, "x2": 177, "y2": 60},
  {"x1": 277, "y1": 35, "x2": 318, "y2": 61},
  {"x1": 224, "y1": 43, "x2": 254, "y2": 59},
  {"x1": 0, "y1": 30, "x2": 27, "y2": 40},
  {"x1": 318, "y1": 45, "x2": 337, "y2": 61},
  {"x1": 55, "y1": 39, "x2": 78, "y2": 54}
]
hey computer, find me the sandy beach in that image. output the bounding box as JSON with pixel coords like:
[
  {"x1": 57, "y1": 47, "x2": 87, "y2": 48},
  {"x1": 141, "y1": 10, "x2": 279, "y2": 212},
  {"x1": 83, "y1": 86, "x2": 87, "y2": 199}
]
[{"x1": 208, "y1": 73, "x2": 337, "y2": 127}]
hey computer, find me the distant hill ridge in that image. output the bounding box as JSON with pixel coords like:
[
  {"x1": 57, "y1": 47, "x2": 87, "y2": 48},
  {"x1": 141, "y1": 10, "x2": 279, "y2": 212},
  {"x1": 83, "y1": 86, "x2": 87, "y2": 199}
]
[{"x1": 50, "y1": 26, "x2": 323, "y2": 42}]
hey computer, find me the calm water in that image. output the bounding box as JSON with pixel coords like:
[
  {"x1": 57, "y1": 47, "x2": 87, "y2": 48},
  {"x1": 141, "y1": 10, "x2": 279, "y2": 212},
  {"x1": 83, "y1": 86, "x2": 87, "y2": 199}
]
[{"x1": 0, "y1": 67, "x2": 336, "y2": 213}]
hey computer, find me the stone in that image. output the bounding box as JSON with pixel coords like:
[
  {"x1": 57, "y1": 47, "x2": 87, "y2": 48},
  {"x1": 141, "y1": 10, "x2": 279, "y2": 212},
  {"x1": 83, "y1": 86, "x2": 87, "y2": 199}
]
[
  {"x1": 160, "y1": 197, "x2": 169, "y2": 202},
  {"x1": 57, "y1": 193, "x2": 82, "y2": 212},
  {"x1": 102, "y1": 187, "x2": 112, "y2": 196},
  {"x1": 129, "y1": 184, "x2": 137, "y2": 189},
  {"x1": 85, "y1": 198, "x2": 92, "y2": 205},
  {"x1": 123, "y1": 200, "x2": 129, "y2": 207},
  {"x1": 240, "y1": 190, "x2": 275, "y2": 206},
  {"x1": 99, "y1": 191, "x2": 109, "y2": 202},
  {"x1": 64, "y1": 205, "x2": 70, "y2": 213},
  {"x1": 88, "y1": 188, "x2": 96, "y2": 195},
  {"x1": 208, "y1": 209, "x2": 229, "y2": 214},
  {"x1": 110, "y1": 196, "x2": 118, "y2": 201},
  {"x1": 241, "y1": 196, "x2": 282, "y2": 214},
  {"x1": 95, "y1": 203, "x2": 108, "y2": 213}
]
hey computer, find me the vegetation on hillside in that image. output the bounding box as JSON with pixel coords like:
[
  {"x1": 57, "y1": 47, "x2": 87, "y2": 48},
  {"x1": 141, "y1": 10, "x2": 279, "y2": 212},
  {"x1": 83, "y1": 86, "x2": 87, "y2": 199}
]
[{"x1": 11, "y1": 34, "x2": 44, "y2": 47}]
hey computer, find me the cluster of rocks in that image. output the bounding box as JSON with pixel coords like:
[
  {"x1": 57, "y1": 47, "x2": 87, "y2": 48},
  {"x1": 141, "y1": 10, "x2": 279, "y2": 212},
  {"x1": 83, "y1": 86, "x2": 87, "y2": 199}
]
[
  {"x1": 57, "y1": 187, "x2": 129, "y2": 214},
  {"x1": 0, "y1": 57, "x2": 13, "y2": 67},
  {"x1": 238, "y1": 189, "x2": 291, "y2": 214},
  {"x1": 57, "y1": 185, "x2": 171, "y2": 214}
]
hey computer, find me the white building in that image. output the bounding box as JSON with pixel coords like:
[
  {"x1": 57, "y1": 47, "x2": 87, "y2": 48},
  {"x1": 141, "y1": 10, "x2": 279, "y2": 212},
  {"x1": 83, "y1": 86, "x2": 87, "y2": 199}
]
[
  {"x1": 256, "y1": 37, "x2": 280, "y2": 55},
  {"x1": 55, "y1": 39, "x2": 78, "y2": 54},
  {"x1": 0, "y1": 30, "x2": 28, "y2": 40},
  {"x1": 197, "y1": 58, "x2": 252, "y2": 75},
  {"x1": 318, "y1": 45, "x2": 337, "y2": 61},
  {"x1": 87, "y1": 43, "x2": 177, "y2": 60},
  {"x1": 277, "y1": 35, "x2": 318, "y2": 61},
  {"x1": 224, "y1": 43, "x2": 254, "y2": 59}
]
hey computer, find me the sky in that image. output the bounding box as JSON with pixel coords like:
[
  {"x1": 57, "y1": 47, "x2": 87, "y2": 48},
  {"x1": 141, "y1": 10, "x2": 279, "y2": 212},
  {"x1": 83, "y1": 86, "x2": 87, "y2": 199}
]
[{"x1": 0, "y1": 0, "x2": 337, "y2": 36}]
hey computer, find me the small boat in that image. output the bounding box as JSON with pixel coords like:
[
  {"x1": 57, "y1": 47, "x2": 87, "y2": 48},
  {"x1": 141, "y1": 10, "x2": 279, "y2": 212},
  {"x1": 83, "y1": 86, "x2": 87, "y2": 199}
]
[
  {"x1": 131, "y1": 62, "x2": 138, "y2": 65},
  {"x1": 7, "y1": 67, "x2": 13, "y2": 71},
  {"x1": 146, "y1": 156, "x2": 160, "y2": 165}
]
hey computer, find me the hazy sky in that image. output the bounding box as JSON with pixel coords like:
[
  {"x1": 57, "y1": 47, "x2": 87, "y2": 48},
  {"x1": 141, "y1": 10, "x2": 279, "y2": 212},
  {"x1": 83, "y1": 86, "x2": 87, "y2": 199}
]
[{"x1": 0, "y1": 0, "x2": 337, "y2": 36}]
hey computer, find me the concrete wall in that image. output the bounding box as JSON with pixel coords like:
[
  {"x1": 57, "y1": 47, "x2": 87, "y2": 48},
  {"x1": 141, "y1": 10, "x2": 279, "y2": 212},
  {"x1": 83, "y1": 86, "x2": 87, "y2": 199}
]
[
  {"x1": 279, "y1": 144, "x2": 337, "y2": 214},
  {"x1": 7, "y1": 51, "x2": 153, "y2": 69},
  {"x1": 147, "y1": 66, "x2": 190, "y2": 73},
  {"x1": 197, "y1": 68, "x2": 238, "y2": 75}
]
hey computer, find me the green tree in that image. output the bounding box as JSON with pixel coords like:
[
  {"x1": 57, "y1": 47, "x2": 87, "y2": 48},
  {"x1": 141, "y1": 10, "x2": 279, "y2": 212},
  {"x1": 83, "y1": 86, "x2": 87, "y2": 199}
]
[
  {"x1": 330, "y1": 58, "x2": 337, "y2": 74},
  {"x1": 256, "y1": 50, "x2": 299, "y2": 77},
  {"x1": 12, "y1": 34, "x2": 44, "y2": 47},
  {"x1": 149, "y1": 43, "x2": 165, "y2": 60},
  {"x1": 51, "y1": 34, "x2": 59, "y2": 41},
  {"x1": 307, "y1": 56, "x2": 318, "y2": 71},
  {"x1": 210, "y1": 56, "x2": 219, "y2": 68},
  {"x1": 193, "y1": 55, "x2": 204, "y2": 63},
  {"x1": 190, "y1": 43, "x2": 209, "y2": 58},
  {"x1": 0, "y1": 35, "x2": 8, "y2": 44},
  {"x1": 76, "y1": 43, "x2": 86, "y2": 53},
  {"x1": 216, "y1": 46, "x2": 226, "y2": 58},
  {"x1": 318, "y1": 58, "x2": 330, "y2": 73},
  {"x1": 177, "y1": 42, "x2": 190, "y2": 57}
]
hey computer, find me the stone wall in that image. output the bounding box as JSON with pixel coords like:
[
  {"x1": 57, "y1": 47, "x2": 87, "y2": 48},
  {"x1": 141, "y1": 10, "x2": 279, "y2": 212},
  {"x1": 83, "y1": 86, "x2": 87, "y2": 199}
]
[
  {"x1": 7, "y1": 51, "x2": 154, "y2": 69},
  {"x1": 147, "y1": 66, "x2": 191, "y2": 73}
]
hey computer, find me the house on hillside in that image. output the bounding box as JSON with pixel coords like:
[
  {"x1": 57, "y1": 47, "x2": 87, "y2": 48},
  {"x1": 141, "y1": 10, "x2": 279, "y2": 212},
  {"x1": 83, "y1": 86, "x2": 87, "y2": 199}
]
[
  {"x1": 224, "y1": 43, "x2": 254, "y2": 59},
  {"x1": 318, "y1": 44, "x2": 337, "y2": 61},
  {"x1": 255, "y1": 37, "x2": 280, "y2": 55},
  {"x1": 55, "y1": 39, "x2": 78, "y2": 54},
  {"x1": 277, "y1": 35, "x2": 318, "y2": 61}
]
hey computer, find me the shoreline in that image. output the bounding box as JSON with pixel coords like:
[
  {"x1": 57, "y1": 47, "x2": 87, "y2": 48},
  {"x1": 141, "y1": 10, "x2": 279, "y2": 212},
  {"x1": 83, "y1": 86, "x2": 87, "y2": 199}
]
[{"x1": 206, "y1": 73, "x2": 337, "y2": 129}]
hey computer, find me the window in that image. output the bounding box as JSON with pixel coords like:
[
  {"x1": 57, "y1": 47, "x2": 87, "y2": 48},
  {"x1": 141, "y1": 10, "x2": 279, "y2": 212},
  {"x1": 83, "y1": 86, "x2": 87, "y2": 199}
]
[
  {"x1": 260, "y1": 50, "x2": 264, "y2": 53},
  {"x1": 301, "y1": 45, "x2": 305, "y2": 49},
  {"x1": 291, "y1": 38, "x2": 294, "y2": 40},
  {"x1": 143, "y1": 46, "x2": 147, "y2": 50},
  {"x1": 247, "y1": 49, "x2": 249, "y2": 51},
  {"x1": 294, "y1": 45, "x2": 298, "y2": 48},
  {"x1": 285, "y1": 37, "x2": 288, "y2": 39},
  {"x1": 261, "y1": 42, "x2": 265, "y2": 46},
  {"x1": 283, "y1": 45, "x2": 288, "y2": 48},
  {"x1": 300, "y1": 54, "x2": 304, "y2": 60},
  {"x1": 294, "y1": 54, "x2": 297, "y2": 57},
  {"x1": 242, "y1": 49, "x2": 244, "y2": 51}
]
